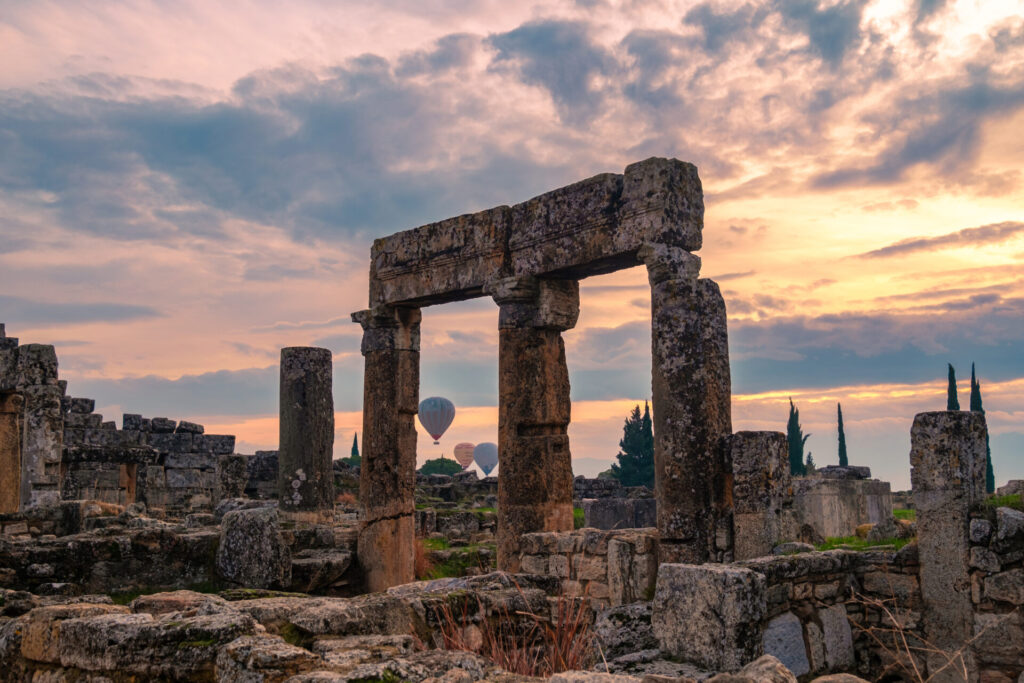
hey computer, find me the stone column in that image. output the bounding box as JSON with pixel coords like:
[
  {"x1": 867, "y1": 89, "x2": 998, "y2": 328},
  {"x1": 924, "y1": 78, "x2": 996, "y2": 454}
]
[
  {"x1": 911, "y1": 411, "x2": 987, "y2": 683},
  {"x1": 488, "y1": 277, "x2": 579, "y2": 571},
  {"x1": 352, "y1": 305, "x2": 420, "y2": 592},
  {"x1": 642, "y1": 244, "x2": 733, "y2": 564},
  {"x1": 731, "y1": 431, "x2": 790, "y2": 560},
  {"x1": 278, "y1": 347, "x2": 335, "y2": 523},
  {"x1": 0, "y1": 392, "x2": 23, "y2": 514}
]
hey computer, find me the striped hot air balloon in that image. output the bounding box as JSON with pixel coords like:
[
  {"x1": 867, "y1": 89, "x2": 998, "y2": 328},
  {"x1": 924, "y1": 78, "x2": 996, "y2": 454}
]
[
  {"x1": 453, "y1": 442, "x2": 475, "y2": 469},
  {"x1": 418, "y1": 396, "x2": 455, "y2": 445}
]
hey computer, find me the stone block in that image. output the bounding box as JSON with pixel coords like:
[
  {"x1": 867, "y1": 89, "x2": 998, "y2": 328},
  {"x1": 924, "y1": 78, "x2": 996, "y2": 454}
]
[
  {"x1": 573, "y1": 554, "x2": 607, "y2": 581},
  {"x1": 519, "y1": 555, "x2": 548, "y2": 575},
  {"x1": 20, "y1": 603, "x2": 128, "y2": 663},
  {"x1": 985, "y1": 569, "x2": 1024, "y2": 605},
  {"x1": 820, "y1": 604, "x2": 854, "y2": 670},
  {"x1": 970, "y1": 546, "x2": 1001, "y2": 573},
  {"x1": 762, "y1": 612, "x2": 809, "y2": 677},
  {"x1": 215, "y1": 634, "x2": 322, "y2": 682},
  {"x1": 549, "y1": 554, "x2": 570, "y2": 578},
  {"x1": 147, "y1": 432, "x2": 193, "y2": 453},
  {"x1": 973, "y1": 612, "x2": 1024, "y2": 666},
  {"x1": 166, "y1": 468, "x2": 204, "y2": 489},
  {"x1": 652, "y1": 563, "x2": 766, "y2": 671},
  {"x1": 862, "y1": 572, "x2": 919, "y2": 603},
  {"x1": 164, "y1": 453, "x2": 218, "y2": 470},
  {"x1": 150, "y1": 417, "x2": 177, "y2": 433},
  {"x1": 994, "y1": 507, "x2": 1024, "y2": 554},
  {"x1": 584, "y1": 498, "x2": 634, "y2": 531},
  {"x1": 216, "y1": 506, "x2": 292, "y2": 589},
  {"x1": 15, "y1": 344, "x2": 59, "y2": 386},
  {"x1": 65, "y1": 412, "x2": 102, "y2": 429},
  {"x1": 69, "y1": 397, "x2": 95, "y2": 414},
  {"x1": 971, "y1": 518, "x2": 993, "y2": 545},
  {"x1": 122, "y1": 414, "x2": 143, "y2": 431},
  {"x1": 176, "y1": 420, "x2": 204, "y2": 434},
  {"x1": 196, "y1": 434, "x2": 236, "y2": 454}
]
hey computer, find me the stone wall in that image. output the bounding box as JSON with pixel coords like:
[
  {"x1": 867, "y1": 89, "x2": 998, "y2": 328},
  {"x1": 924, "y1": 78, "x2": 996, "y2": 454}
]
[
  {"x1": 516, "y1": 528, "x2": 658, "y2": 607},
  {"x1": 789, "y1": 476, "x2": 893, "y2": 539},
  {"x1": 582, "y1": 497, "x2": 657, "y2": 530},
  {"x1": 64, "y1": 409, "x2": 238, "y2": 515},
  {"x1": 968, "y1": 507, "x2": 1024, "y2": 681}
]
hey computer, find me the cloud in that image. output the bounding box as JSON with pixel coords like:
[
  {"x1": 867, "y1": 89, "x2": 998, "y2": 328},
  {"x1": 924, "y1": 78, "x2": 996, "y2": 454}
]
[
  {"x1": 774, "y1": 0, "x2": 868, "y2": 67},
  {"x1": 857, "y1": 221, "x2": 1024, "y2": 258},
  {"x1": 0, "y1": 295, "x2": 160, "y2": 326},
  {"x1": 814, "y1": 70, "x2": 1024, "y2": 188},
  {"x1": 487, "y1": 20, "x2": 617, "y2": 124}
]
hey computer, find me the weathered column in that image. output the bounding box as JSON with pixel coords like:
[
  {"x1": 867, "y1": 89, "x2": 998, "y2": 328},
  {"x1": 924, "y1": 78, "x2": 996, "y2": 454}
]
[
  {"x1": 16, "y1": 344, "x2": 63, "y2": 509},
  {"x1": 731, "y1": 431, "x2": 790, "y2": 560},
  {"x1": 642, "y1": 244, "x2": 733, "y2": 564},
  {"x1": 488, "y1": 277, "x2": 579, "y2": 571},
  {"x1": 911, "y1": 411, "x2": 987, "y2": 683},
  {"x1": 353, "y1": 305, "x2": 420, "y2": 592},
  {"x1": 278, "y1": 347, "x2": 335, "y2": 523},
  {"x1": 0, "y1": 392, "x2": 23, "y2": 514}
]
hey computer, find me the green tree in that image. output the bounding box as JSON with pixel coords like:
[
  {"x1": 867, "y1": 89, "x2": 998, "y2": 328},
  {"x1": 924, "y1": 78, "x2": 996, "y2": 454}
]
[
  {"x1": 351, "y1": 433, "x2": 359, "y2": 458},
  {"x1": 787, "y1": 399, "x2": 810, "y2": 476},
  {"x1": 970, "y1": 363, "x2": 995, "y2": 494},
  {"x1": 610, "y1": 402, "x2": 655, "y2": 488},
  {"x1": 805, "y1": 451, "x2": 816, "y2": 473},
  {"x1": 947, "y1": 363, "x2": 960, "y2": 410},
  {"x1": 837, "y1": 402, "x2": 848, "y2": 467},
  {"x1": 419, "y1": 456, "x2": 463, "y2": 476}
]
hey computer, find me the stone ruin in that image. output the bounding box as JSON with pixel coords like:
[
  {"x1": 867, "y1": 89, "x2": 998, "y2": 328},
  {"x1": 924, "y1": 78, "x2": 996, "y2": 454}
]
[{"x1": 0, "y1": 159, "x2": 1020, "y2": 682}]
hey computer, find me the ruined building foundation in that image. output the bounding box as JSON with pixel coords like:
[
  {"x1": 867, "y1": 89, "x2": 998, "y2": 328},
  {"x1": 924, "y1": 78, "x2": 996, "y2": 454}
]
[{"x1": 353, "y1": 157, "x2": 733, "y2": 588}]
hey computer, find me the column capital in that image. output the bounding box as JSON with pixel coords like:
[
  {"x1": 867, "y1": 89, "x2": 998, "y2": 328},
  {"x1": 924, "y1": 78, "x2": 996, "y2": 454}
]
[
  {"x1": 485, "y1": 277, "x2": 580, "y2": 331},
  {"x1": 639, "y1": 242, "x2": 701, "y2": 286},
  {"x1": 352, "y1": 305, "x2": 421, "y2": 354}
]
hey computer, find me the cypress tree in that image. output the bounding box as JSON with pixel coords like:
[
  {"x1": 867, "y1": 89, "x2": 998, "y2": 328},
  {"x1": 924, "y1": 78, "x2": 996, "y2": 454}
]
[
  {"x1": 610, "y1": 402, "x2": 655, "y2": 488},
  {"x1": 970, "y1": 364, "x2": 995, "y2": 494},
  {"x1": 787, "y1": 399, "x2": 810, "y2": 476},
  {"x1": 837, "y1": 402, "x2": 848, "y2": 467},
  {"x1": 947, "y1": 363, "x2": 960, "y2": 410},
  {"x1": 805, "y1": 451, "x2": 815, "y2": 473},
  {"x1": 351, "y1": 433, "x2": 359, "y2": 458}
]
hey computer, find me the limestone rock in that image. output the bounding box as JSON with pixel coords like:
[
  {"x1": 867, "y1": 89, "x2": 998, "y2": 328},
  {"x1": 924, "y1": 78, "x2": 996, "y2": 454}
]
[
  {"x1": 594, "y1": 602, "x2": 658, "y2": 660},
  {"x1": 652, "y1": 564, "x2": 766, "y2": 671},
  {"x1": 20, "y1": 603, "x2": 129, "y2": 663},
  {"x1": 994, "y1": 507, "x2": 1024, "y2": 554},
  {"x1": 985, "y1": 569, "x2": 1024, "y2": 605},
  {"x1": 762, "y1": 612, "x2": 809, "y2": 677},
  {"x1": 217, "y1": 506, "x2": 292, "y2": 589},
  {"x1": 216, "y1": 634, "x2": 324, "y2": 682},
  {"x1": 551, "y1": 673, "x2": 641, "y2": 683},
  {"x1": 772, "y1": 542, "x2": 815, "y2": 555},
  {"x1": 130, "y1": 590, "x2": 237, "y2": 616},
  {"x1": 706, "y1": 654, "x2": 796, "y2": 682},
  {"x1": 819, "y1": 605, "x2": 854, "y2": 670},
  {"x1": 970, "y1": 518, "x2": 993, "y2": 545},
  {"x1": 809, "y1": 676, "x2": 870, "y2": 682}
]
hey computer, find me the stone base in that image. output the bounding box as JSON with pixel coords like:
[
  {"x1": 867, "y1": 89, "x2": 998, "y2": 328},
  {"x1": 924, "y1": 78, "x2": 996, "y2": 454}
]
[{"x1": 358, "y1": 514, "x2": 415, "y2": 593}]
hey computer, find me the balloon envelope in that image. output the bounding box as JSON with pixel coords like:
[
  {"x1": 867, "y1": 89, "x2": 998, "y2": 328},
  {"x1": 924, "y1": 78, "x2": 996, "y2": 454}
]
[
  {"x1": 453, "y1": 443, "x2": 475, "y2": 469},
  {"x1": 418, "y1": 397, "x2": 455, "y2": 444},
  {"x1": 473, "y1": 442, "x2": 498, "y2": 476}
]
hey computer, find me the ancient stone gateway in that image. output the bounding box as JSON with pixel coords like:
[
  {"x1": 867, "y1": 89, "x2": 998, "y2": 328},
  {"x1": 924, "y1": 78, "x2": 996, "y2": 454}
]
[{"x1": 353, "y1": 157, "x2": 733, "y2": 591}]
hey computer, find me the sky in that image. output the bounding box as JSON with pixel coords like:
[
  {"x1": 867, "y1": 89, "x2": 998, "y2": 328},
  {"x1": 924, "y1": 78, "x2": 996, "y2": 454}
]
[{"x1": 1, "y1": 0, "x2": 1022, "y2": 489}]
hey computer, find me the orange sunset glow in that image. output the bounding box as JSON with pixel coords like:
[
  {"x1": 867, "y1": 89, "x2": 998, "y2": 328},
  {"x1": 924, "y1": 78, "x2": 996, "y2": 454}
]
[{"x1": 1, "y1": 0, "x2": 1022, "y2": 490}]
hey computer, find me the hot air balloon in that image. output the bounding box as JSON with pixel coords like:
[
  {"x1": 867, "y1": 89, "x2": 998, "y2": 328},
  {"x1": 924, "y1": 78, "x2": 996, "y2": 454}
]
[
  {"x1": 418, "y1": 396, "x2": 455, "y2": 445},
  {"x1": 473, "y1": 442, "x2": 498, "y2": 476},
  {"x1": 453, "y1": 442, "x2": 475, "y2": 469}
]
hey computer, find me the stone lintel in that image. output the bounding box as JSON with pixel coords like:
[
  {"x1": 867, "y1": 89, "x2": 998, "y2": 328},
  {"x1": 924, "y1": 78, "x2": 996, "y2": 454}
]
[
  {"x1": 639, "y1": 242, "x2": 702, "y2": 285},
  {"x1": 368, "y1": 157, "x2": 703, "y2": 307},
  {"x1": 487, "y1": 277, "x2": 580, "y2": 331}
]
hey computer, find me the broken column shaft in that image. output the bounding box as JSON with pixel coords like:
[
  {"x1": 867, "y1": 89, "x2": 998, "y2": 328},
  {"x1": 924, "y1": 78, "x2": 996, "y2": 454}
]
[
  {"x1": 278, "y1": 346, "x2": 335, "y2": 523},
  {"x1": 643, "y1": 244, "x2": 733, "y2": 564},
  {"x1": 490, "y1": 277, "x2": 579, "y2": 571},
  {"x1": 353, "y1": 306, "x2": 421, "y2": 592}
]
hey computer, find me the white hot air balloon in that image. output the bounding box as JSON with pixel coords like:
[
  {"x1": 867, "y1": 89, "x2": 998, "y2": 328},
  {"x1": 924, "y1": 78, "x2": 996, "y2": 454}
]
[
  {"x1": 473, "y1": 442, "x2": 498, "y2": 476},
  {"x1": 453, "y1": 442, "x2": 475, "y2": 469},
  {"x1": 418, "y1": 396, "x2": 455, "y2": 445}
]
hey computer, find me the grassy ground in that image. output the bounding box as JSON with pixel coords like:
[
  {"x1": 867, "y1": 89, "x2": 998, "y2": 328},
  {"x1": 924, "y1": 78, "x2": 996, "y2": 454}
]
[
  {"x1": 815, "y1": 536, "x2": 914, "y2": 552},
  {"x1": 986, "y1": 493, "x2": 1023, "y2": 511},
  {"x1": 893, "y1": 508, "x2": 916, "y2": 521},
  {"x1": 573, "y1": 507, "x2": 584, "y2": 529}
]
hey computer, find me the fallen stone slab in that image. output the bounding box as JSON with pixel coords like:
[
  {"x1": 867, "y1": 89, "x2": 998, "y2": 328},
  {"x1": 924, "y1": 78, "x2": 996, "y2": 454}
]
[{"x1": 216, "y1": 634, "x2": 325, "y2": 682}]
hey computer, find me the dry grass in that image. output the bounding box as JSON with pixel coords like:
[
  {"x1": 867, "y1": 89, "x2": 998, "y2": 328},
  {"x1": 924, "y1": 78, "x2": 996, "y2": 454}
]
[
  {"x1": 335, "y1": 491, "x2": 357, "y2": 506},
  {"x1": 849, "y1": 588, "x2": 1020, "y2": 682},
  {"x1": 415, "y1": 538, "x2": 436, "y2": 580},
  {"x1": 435, "y1": 579, "x2": 594, "y2": 677}
]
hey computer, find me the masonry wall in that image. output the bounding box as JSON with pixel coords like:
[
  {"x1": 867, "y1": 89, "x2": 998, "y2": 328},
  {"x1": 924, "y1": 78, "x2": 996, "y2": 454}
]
[
  {"x1": 789, "y1": 476, "x2": 894, "y2": 539},
  {"x1": 516, "y1": 527, "x2": 658, "y2": 608}
]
